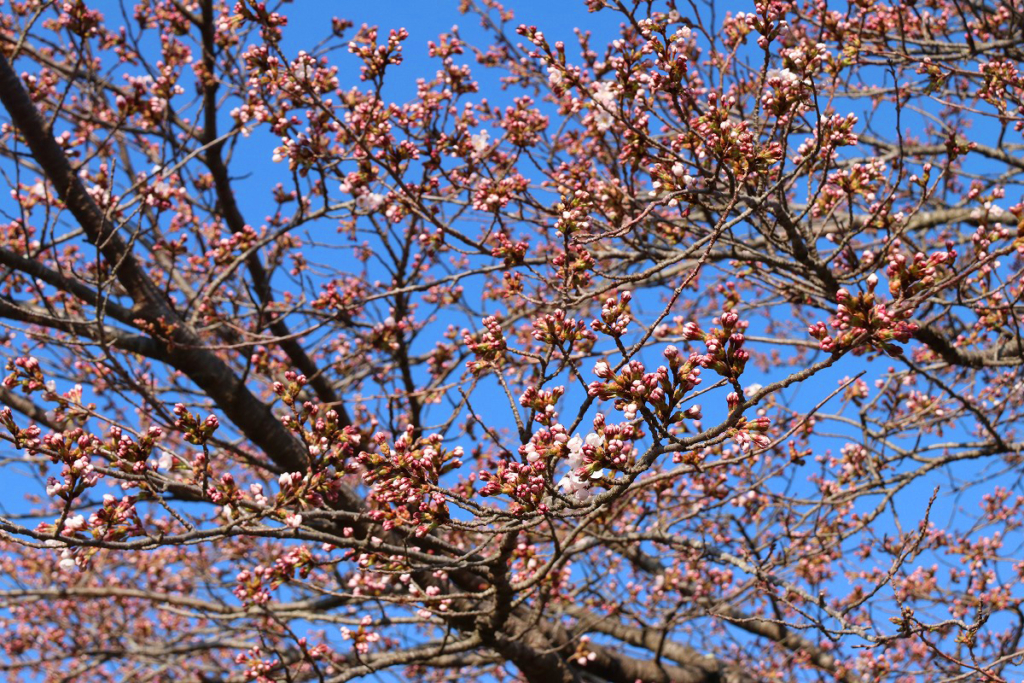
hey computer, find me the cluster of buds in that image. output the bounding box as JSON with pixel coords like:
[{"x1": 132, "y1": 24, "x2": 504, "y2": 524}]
[
  {"x1": 471, "y1": 174, "x2": 531, "y2": 212},
  {"x1": 570, "y1": 635, "x2": 599, "y2": 667},
  {"x1": 271, "y1": 371, "x2": 308, "y2": 407},
  {"x1": 106, "y1": 424, "x2": 164, "y2": 474},
  {"x1": 340, "y1": 615, "x2": 383, "y2": 654},
  {"x1": 687, "y1": 311, "x2": 750, "y2": 379},
  {"x1": 208, "y1": 472, "x2": 242, "y2": 508},
  {"x1": 368, "y1": 314, "x2": 410, "y2": 353},
  {"x1": 273, "y1": 468, "x2": 340, "y2": 513},
  {"x1": 740, "y1": 1, "x2": 790, "y2": 48},
  {"x1": 209, "y1": 225, "x2": 260, "y2": 266},
  {"x1": 43, "y1": 430, "x2": 101, "y2": 500},
  {"x1": 234, "y1": 646, "x2": 280, "y2": 682},
  {"x1": 47, "y1": 383, "x2": 92, "y2": 424},
  {"x1": 727, "y1": 414, "x2": 773, "y2": 452},
  {"x1": 968, "y1": 209, "x2": 1010, "y2": 279},
  {"x1": 591, "y1": 291, "x2": 632, "y2": 337},
  {"x1": 490, "y1": 231, "x2": 529, "y2": 265},
  {"x1": 279, "y1": 400, "x2": 359, "y2": 468},
  {"x1": 761, "y1": 66, "x2": 812, "y2": 119},
  {"x1": 531, "y1": 309, "x2": 596, "y2": 347},
  {"x1": 808, "y1": 279, "x2": 920, "y2": 357},
  {"x1": 509, "y1": 539, "x2": 544, "y2": 584},
  {"x1": 519, "y1": 385, "x2": 565, "y2": 426},
  {"x1": 588, "y1": 346, "x2": 704, "y2": 426},
  {"x1": 551, "y1": 245, "x2": 596, "y2": 290},
  {"x1": 0, "y1": 406, "x2": 41, "y2": 449},
  {"x1": 285, "y1": 51, "x2": 339, "y2": 95},
  {"x1": 553, "y1": 198, "x2": 592, "y2": 235},
  {"x1": 88, "y1": 494, "x2": 142, "y2": 543},
  {"x1": 478, "y1": 458, "x2": 546, "y2": 513},
  {"x1": 462, "y1": 316, "x2": 507, "y2": 374},
  {"x1": 886, "y1": 241, "x2": 957, "y2": 300},
  {"x1": 793, "y1": 113, "x2": 859, "y2": 167},
  {"x1": 500, "y1": 96, "x2": 548, "y2": 148},
  {"x1": 650, "y1": 161, "x2": 704, "y2": 202},
  {"x1": 347, "y1": 25, "x2": 408, "y2": 83},
  {"x1": 3, "y1": 356, "x2": 46, "y2": 394},
  {"x1": 173, "y1": 403, "x2": 221, "y2": 445},
  {"x1": 358, "y1": 430, "x2": 459, "y2": 535},
  {"x1": 518, "y1": 423, "x2": 572, "y2": 465},
  {"x1": 832, "y1": 442, "x2": 873, "y2": 484},
  {"x1": 229, "y1": 0, "x2": 288, "y2": 43},
  {"x1": 588, "y1": 359, "x2": 664, "y2": 420},
  {"x1": 839, "y1": 375, "x2": 870, "y2": 405},
  {"x1": 417, "y1": 226, "x2": 447, "y2": 259},
  {"x1": 137, "y1": 166, "x2": 184, "y2": 210},
  {"x1": 234, "y1": 565, "x2": 274, "y2": 605},
  {"x1": 54, "y1": 0, "x2": 105, "y2": 38}
]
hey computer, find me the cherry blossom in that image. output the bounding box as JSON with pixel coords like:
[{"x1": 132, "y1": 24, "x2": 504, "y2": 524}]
[{"x1": 0, "y1": 0, "x2": 1020, "y2": 681}]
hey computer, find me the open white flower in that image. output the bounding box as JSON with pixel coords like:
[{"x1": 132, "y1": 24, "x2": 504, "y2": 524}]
[
  {"x1": 470, "y1": 129, "x2": 491, "y2": 155},
  {"x1": 356, "y1": 192, "x2": 385, "y2": 213}
]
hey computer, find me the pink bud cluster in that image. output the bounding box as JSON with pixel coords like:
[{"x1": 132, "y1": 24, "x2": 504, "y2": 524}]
[
  {"x1": 471, "y1": 174, "x2": 530, "y2": 212},
  {"x1": 808, "y1": 274, "x2": 924, "y2": 357},
  {"x1": 209, "y1": 224, "x2": 260, "y2": 266},
  {"x1": 462, "y1": 316, "x2": 507, "y2": 374},
  {"x1": 886, "y1": 241, "x2": 957, "y2": 300},
  {"x1": 490, "y1": 231, "x2": 529, "y2": 265},
  {"x1": 551, "y1": 244, "x2": 596, "y2": 290},
  {"x1": 278, "y1": 401, "x2": 359, "y2": 468},
  {"x1": 519, "y1": 385, "x2": 565, "y2": 426},
  {"x1": 479, "y1": 458, "x2": 547, "y2": 512},
  {"x1": 589, "y1": 346, "x2": 704, "y2": 426},
  {"x1": 794, "y1": 113, "x2": 859, "y2": 167},
  {"x1": 347, "y1": 26, "x2": 408, "y2": 83},
  {"x1": 518, "y1": 423, "x2": 571, "y2": 466},
  {"x1": 340, "y1": 615, "x2": 383, "y2": 654},
  {"x1": 3, "y1": 355, "x2": 45, "y2": 394},
  {"x1": 88, "y1": 494, "x2": 142, "y2": 543},
  {"x1": 311, "y1": 278, "x2": 368, "y2": 321},
  {"x1": 687, "y1": 310, "x2": 751, "y2": 379},
  {"x1": 173, "y1": 403, "x2": 220, "y2": 445},
  {"x1": 271, "y1": 371, "x2": 308, "y2": 407},
  {"x1": 481, "y1": 428, "x2": 579, "y2": 513},
  {"x1": 45, "y1": 493, "x2": 144, "y2": 555},
  {"x1": 532, "y1": 309, "x2": 596, "y2": 347},
  {"x1": 727, "y1": 415, "x2": 773, "y2": 452},
  {"x1": 591, "y1": 291, "x2": 632, "y2": 337},
  {"x1": 103, "y1": 424, "x2": 166, "y2": 477},
  {"x1": 358, "y1": 430, "x2": 460, "y2": 534},
  {"x1": 0, "y1": 406, "x2": 41, "y2": 450},
  {"x1": 499, "y1": 96, "x2": 548, "y2": 147},
  {"x1": 234, "y1": 645, "x2": 280, "y2": 682},
  {"x1": 554, "y1": 199, "x2": 592, "y2": 235},
  {"x1": 368, "y1": 313, "x2": 411, "y2": 353}
]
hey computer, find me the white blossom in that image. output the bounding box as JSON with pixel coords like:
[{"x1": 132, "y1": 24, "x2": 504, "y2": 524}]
[
  {"x1": 592, "y1": 81, "x2": 617, "y2": 105},
  {"x1": 470, "y1": 129, "x2": 491, "y2": 155},
  {"x1": 356, "y1": 192, "x2": 385, "y2": 213},
  {"x1": 58, "y1": 549, "x2": 76, "y2": 572}
]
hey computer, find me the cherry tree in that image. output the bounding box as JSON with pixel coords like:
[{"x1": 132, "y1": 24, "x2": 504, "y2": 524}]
[{"x1": 0, "y1": 0, "x2": 1022, "y2": 680}]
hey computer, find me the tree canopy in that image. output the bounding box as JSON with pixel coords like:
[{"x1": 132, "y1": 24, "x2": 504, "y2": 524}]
[{"x1": 0, "y1": 0, "x2": 1023, "y2": 681}]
